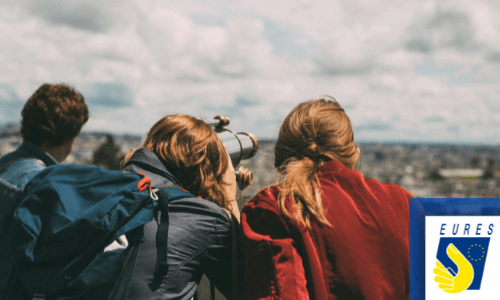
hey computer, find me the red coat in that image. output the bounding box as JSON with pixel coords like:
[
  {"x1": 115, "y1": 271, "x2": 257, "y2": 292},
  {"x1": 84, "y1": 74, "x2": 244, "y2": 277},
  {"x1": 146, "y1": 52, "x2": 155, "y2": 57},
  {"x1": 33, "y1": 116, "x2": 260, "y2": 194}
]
[{"x1": 241, "y1": 160, "x2": 413, "y2": 300}]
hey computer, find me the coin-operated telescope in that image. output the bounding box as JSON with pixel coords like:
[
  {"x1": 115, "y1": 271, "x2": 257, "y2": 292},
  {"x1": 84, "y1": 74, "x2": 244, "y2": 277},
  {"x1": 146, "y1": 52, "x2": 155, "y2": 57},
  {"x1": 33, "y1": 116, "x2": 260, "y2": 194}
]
[{"x1": 207, "y1": 115, "x2": 259, "y2": 190}]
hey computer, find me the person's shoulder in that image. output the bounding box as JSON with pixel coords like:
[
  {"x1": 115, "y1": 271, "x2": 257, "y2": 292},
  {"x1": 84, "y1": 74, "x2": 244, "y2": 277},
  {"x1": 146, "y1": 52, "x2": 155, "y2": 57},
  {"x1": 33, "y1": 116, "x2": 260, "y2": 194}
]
[
  {"x1": 0, "y1": 146, "x2": 23, "y2": 167},
  {"x1": 364, "y1": 176, "x2": 414, "y2": 199},
  {"x1": 168, "y1": 195, "x2": 236, "y2": 246},
  {"x1": 169, "y1": 193, "x2": 231, "y2": 224},
  {"x1": 0, "y1": 155, "x2": 46, "y2": 190},
  {"x1": 243, "y1": 186, "x2": 282, "y2": 214}
]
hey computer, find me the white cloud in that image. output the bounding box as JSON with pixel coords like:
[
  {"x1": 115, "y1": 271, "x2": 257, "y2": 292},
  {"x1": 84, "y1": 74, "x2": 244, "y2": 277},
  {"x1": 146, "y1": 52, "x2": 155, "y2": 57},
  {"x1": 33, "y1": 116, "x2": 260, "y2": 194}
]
[
  {"x1": 0, "y1": 0, "x2": 499, "y2": 144},
  {"x1": 3, "y1": 0, "x2": 140, "y2": 32}
]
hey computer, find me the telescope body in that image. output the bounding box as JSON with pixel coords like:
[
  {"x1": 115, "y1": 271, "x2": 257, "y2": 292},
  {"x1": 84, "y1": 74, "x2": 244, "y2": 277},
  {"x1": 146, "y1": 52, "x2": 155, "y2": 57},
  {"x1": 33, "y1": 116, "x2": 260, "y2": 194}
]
[
  {"x1": 216, "y1": 130, "x2": 258, "y2": 167},
  {"x1": 207, "y1": 115, "x2": 259, "y2": 190}
]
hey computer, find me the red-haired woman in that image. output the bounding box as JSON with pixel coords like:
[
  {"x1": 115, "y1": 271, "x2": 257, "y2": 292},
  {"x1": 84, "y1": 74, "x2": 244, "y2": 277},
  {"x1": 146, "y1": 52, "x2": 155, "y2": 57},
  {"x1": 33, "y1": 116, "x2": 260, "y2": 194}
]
[
  {"x1": 122, "y1": 114, "x2": 245, "y2": 300},
  {"x1": 241, "y1": 97, "x2": 413, "y2": 300}
]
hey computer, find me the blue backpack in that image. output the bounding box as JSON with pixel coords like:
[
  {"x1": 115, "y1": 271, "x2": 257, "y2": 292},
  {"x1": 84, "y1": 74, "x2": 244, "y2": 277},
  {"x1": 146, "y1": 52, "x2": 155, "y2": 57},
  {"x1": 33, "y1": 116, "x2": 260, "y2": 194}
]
[
  {"x1": 0, "y1": 158, "x2": 46, "y2": 293},
  {"x1": 3, "y1": 164, "x2": 159, "y2": 300}
]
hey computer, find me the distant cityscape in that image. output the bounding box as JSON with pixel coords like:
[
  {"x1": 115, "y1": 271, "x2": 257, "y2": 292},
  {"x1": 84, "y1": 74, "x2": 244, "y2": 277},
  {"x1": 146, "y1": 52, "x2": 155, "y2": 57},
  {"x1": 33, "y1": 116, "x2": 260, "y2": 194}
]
[{"x1": 2, "y1": 123, "x2": 500, "y2": 209}]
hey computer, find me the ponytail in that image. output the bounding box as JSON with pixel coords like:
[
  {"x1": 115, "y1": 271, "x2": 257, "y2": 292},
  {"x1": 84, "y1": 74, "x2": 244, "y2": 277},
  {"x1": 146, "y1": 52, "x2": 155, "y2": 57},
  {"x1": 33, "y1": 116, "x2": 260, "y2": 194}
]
[
  {"x1": 275, "y1": 96, "x2": 358, "y2": 228},
  {"x1": 277, "y1": 157, "x2": 331, "y2": 228}
]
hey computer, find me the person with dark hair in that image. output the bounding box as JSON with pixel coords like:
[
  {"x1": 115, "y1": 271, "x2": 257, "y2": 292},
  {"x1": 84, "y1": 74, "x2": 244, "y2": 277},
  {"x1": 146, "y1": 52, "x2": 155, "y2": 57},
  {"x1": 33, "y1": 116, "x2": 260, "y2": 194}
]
[
  {"x1": 122, "y1": 114, "x2": 245, "y2": 300},
  {"x1": 241, "y1": 96, "x2": 413, "y2": 300},
  {"x1": 0, "y1": 83, "x2": 89, "y2": 293}
]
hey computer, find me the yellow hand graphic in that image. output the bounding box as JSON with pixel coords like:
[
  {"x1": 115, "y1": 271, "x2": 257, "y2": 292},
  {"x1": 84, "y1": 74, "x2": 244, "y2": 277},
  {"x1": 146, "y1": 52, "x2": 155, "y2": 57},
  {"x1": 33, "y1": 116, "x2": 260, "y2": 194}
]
[{"x1": 433, "y1": 243, "x2": 474, "y2": 293}]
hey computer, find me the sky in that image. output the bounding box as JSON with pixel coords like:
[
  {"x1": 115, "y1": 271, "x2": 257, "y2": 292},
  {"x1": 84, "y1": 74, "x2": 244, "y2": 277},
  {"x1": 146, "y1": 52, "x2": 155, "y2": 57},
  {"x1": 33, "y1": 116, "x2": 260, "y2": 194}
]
[{"x1": 0, "y1": 0, "x2": 499, "y2": 143}]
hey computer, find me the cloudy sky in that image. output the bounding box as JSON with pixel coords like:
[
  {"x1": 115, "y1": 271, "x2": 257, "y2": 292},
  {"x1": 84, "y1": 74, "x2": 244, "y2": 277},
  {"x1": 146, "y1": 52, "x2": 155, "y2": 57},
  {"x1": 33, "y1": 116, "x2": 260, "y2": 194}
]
[{"x1": 0, "y1": 0, "x2": 499, "y2": 143}]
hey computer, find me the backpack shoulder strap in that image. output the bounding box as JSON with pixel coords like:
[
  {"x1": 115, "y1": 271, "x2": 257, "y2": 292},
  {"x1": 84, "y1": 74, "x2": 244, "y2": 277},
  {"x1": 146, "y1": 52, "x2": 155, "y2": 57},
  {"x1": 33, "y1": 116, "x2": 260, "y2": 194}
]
[
  {"x1": 195, "y1": 209, "x2": 238, "y2": 300},
  {"x1": 159, "y1": 185, "x2": 194, "y2": 198},
  {"x1": 153, "y1": 185, "x2": 195, "y2": 282},
  {"x1": 152, "y1": 186, "x2": 239, "y2": 300}
]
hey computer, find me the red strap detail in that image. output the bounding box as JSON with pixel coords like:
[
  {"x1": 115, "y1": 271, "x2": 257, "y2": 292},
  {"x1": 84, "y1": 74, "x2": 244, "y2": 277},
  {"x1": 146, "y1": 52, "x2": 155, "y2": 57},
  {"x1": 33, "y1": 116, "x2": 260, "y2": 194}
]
[{"x1": 135, "y1": 172, "x2": 152, "y2": 192}]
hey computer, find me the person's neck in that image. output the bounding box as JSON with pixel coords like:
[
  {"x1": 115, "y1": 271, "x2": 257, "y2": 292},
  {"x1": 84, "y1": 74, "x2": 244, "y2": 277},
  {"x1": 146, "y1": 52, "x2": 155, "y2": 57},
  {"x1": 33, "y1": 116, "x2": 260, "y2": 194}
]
[{"x1": 38, "y1": 141, "x2": 73, "y2": 163}]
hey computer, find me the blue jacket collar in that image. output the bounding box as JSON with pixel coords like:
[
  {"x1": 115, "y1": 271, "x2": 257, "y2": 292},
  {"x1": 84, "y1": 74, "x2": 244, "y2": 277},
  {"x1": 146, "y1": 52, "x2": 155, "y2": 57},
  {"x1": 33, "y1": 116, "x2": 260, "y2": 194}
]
[
  {"x1": 22, "y1": 141, "x2": 58, "y2": 165},
  {"x1": 0, "y1": 141, "x2": 58, "y2": 167}
]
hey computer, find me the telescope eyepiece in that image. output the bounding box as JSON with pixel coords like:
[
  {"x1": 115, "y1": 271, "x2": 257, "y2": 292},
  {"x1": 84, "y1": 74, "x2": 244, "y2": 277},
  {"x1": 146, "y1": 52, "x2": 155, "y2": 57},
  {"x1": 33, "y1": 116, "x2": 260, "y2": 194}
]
[{"x1": 235, "y1": 166, "x2": 253, "y2": 190}]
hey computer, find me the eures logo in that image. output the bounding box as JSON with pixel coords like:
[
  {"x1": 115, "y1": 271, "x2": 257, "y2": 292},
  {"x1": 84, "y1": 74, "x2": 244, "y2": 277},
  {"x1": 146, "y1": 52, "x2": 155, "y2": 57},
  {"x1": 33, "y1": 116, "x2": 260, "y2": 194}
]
[{"x1": 433, "y1": 223, "x2": 493, "y2": 294}]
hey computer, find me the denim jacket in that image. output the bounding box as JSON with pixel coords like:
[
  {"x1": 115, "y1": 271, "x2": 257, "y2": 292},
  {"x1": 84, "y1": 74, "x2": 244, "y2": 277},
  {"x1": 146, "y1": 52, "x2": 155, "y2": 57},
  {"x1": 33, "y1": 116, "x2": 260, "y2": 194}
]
[
  {"x1": 123, "y1": 148, "x2": 245, "y2": 300},
  {"x1": 0, "y1": 142, "x2": 57, "y2": 293}
]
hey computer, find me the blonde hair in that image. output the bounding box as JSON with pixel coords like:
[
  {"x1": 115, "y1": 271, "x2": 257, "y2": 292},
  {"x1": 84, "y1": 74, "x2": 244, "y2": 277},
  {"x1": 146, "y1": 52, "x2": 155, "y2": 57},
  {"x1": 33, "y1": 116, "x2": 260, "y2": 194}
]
[
  {"x1": 123, "y1": 114, "x2": 232, "y2": 210},
  {"x1": 275, "y1": 96, "x2": 359, "y2": 227}
]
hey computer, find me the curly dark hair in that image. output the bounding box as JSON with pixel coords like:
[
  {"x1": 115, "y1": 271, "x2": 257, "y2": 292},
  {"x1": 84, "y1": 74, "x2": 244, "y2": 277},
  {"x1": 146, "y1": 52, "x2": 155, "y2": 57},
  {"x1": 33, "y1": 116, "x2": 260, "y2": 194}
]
[{"x1": 21, "y1": 83, "x2": 89, "y2": 146}]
